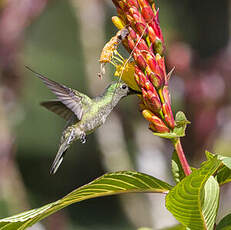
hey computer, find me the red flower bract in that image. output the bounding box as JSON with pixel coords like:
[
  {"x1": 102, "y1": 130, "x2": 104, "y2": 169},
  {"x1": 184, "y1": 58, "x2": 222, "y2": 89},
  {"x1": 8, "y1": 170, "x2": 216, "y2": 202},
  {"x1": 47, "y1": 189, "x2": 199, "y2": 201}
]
[{"x1": 112, "y1": 0, "x2": 175, "y2": 133}]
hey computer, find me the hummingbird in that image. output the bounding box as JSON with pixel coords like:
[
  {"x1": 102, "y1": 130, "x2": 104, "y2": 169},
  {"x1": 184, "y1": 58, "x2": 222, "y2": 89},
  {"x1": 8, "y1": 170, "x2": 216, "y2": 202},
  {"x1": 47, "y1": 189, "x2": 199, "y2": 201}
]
[{"x1": 25, "y1": 66, "x2": 139, "y2": 174}]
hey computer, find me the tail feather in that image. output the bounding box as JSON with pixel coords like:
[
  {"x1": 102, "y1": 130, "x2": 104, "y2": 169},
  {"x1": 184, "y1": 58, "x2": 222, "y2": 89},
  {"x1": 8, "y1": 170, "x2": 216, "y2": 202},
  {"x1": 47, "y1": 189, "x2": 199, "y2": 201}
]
[
  {"x1": 50, "y1": 144, "x2": 68, "y2": 175},
  {"x1": 50, "y1": 128, "x2": 76, "y2": 175}
]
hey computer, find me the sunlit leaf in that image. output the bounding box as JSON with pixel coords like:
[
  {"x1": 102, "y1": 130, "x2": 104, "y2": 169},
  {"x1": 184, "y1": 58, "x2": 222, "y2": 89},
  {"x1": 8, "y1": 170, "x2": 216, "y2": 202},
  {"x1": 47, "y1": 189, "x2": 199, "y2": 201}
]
[
  {"x1": 166, "y1": 156, "x2": 221, "y2": 230},
  {"x1": 0, "y1": 171, "x2": 172, "y2": 230},
  {"x1": 205, "y1": 151, "x2": 231, "y2": 185}
]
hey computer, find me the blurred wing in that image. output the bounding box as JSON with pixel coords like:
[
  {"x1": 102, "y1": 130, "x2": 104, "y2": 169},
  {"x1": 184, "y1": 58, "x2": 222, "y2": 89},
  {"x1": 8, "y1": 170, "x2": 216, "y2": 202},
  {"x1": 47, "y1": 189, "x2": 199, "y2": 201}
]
[
  {"x1": 41, "y1": 100, "x2": 75, "y2": 121},
  {"x1": 26, "y1": 66, "x2": 91, "y2": 120}
]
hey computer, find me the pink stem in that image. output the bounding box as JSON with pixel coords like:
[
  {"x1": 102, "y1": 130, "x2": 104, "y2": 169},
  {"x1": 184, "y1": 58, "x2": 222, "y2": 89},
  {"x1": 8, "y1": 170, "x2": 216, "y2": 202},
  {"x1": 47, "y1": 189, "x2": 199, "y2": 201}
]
[{"x1": 173, "y1": 138, "x2": 192, "y2": 176}]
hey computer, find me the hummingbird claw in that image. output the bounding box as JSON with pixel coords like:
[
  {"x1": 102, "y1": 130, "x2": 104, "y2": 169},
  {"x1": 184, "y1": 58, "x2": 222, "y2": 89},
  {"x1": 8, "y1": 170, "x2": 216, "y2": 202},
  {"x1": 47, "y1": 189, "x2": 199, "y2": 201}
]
[{"x1": 80, "y1": 133, "x2": 87, "y2": 144}]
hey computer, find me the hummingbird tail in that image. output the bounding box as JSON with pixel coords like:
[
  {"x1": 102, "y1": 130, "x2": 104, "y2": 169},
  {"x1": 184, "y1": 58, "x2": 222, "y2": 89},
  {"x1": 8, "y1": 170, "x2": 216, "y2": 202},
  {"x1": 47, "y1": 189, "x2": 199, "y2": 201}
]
[
  {"x1": 50, "y1": 144, "x2": 68, "y2": 175},
  {"x1": 50, "y1": 128, "x2": 76, "y2": 175}
]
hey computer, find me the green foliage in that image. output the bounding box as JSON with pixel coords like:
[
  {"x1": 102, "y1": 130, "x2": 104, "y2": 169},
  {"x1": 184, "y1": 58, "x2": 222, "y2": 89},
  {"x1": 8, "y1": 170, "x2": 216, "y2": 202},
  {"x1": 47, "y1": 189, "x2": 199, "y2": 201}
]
[
  {"x1": 166, "y1": 156, "x2": 221, "y2": 230},
  {"x1": 216, "y1": 166, "x2": 231, "y2": 185},
  {"x1": 205, "y1": 151, "x2": 231, "y2": 185},
  {"x1": 153, "y1": 111, "x2": 190, "y2": 139},
  {"x1": 217, "y1": 213, "x2": 231, "y2": 230},
  {"x1": 0, "y1": 171, "x2": 172, "y2": 230},
  {"x1": 171, "y1": 150, "x2": 186, "y2": 183}
]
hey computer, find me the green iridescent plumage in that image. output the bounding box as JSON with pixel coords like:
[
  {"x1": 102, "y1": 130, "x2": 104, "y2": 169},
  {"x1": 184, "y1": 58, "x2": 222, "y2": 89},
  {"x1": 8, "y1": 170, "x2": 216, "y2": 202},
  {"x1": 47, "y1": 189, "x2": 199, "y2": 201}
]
[{"x1": 26, "y1": 66, "x2": 138, "y2": 174}]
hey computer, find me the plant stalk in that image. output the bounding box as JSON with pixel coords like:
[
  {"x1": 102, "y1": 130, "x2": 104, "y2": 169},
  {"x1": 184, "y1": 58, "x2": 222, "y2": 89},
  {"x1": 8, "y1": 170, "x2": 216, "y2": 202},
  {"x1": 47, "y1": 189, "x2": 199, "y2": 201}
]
[{"x1": 173, "y1": 138, "x2": 192, "y2": 176}]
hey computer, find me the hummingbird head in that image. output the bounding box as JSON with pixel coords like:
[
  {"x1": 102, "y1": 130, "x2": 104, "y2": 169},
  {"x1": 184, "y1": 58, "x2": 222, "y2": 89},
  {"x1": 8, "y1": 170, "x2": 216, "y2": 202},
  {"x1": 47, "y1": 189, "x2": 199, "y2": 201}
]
[
  {"x1": 106, "y1": 81, "x2": 140, "y2": 97},
  {"x1": 104, "y1": 81, "x2": 141, "y2": 107}
]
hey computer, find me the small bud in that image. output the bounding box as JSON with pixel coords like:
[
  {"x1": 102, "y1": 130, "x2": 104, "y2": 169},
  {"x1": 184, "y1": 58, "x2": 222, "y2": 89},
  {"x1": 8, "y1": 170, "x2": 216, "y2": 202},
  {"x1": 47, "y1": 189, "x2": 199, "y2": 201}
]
[
  {"x1": 153, "y1": 37, "x2": 164, "y2": 55},
  {"x1": 142, "y1": 7, "x2": 155, "y2": 22},
  {"x1": 129, "y1": 7, "x2": 146, "y2": 25},
  {"x1": 138, "y1": 73, "x2": 147, "y2": 88},
  {"x1": 147, "y1": 90, "x2": 161, "y2": 111},
  {"x1": 127, "y1": 37, "x2": 135, "y2": 50},
  {"x1": 147, "y1": 25, "x2": 157, "y2": 44},
  {"x1": 118, "y1": 1, "x2": 126, "y2": 9},
  {"x1": 137, "y1": 38, "x2": 149, "y2": 51},
  {"x1": 112, "y1": 16, "x2": 126, "y2": 30},
  {"x1": 162, "y1": 103, "x2": 175, "y2": 129},
  {"x1": 146, "y1": 53, "x2": 157, "y2": 72},
  {"x1": 134, "y1": 51, "x2": 147, "y2": 70},
  {"x1": 144, "y1": 79, "x2": 155, "y2": 92},
  {"x1": 135, "y1": 22, "x2": 147, "y2": 36},
  {"x1": 142, "y1": 88, "x2": 148, "y2": 97},
  {"x1": 142, "y1": 109, "x2": 170, "y2": 133},
  {"x1": 129, "y1": 28, "x2": 137, "y2": 40},
  {"x1": 134, "y1": 72, "x2": 140, "y2": 85},
  {"x1": 138, "y1": 0, "x2": 150, "y2": 9},
  {"x1": 127, "y1": 0, "x2": 139, "y2": 8},
  {"x1": 126, "y1": 14, "x2": 134, "y2": 24},
  {"x1": 148, "y1": 72, "x2": 164, "y2": 89}
]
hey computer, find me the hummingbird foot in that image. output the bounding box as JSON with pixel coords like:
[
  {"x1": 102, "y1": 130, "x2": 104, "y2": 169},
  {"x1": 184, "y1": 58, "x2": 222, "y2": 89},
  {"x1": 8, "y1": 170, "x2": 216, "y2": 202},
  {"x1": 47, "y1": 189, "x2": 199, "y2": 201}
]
[{"x1": 80, "y1": 133, "x2": 87, "y2": 144}]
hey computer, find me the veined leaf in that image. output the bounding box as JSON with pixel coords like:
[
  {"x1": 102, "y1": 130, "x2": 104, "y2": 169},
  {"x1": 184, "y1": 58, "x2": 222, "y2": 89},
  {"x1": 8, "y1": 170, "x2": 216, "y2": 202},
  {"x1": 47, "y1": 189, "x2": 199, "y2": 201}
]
[
  {"x1": 205, "y1": 151, "x2": 231, "y2": 185},
  {"x1": 201, "y1": 176, "x2": 219, "y2": 230},
  {"x1": 166, "y1": 156, "x2": 221, "y2": 230},
  {"x1": 0, "y1": 171, "x2": 172, "y2": 230},
  {"x1": 217, "y1": 213, "x2": 231, "y2": 230}
]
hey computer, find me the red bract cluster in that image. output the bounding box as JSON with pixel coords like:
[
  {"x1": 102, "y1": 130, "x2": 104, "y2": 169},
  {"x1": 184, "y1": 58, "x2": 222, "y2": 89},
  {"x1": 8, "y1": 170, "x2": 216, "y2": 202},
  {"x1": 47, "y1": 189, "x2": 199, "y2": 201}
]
[{"x1": 112, "y1": 0, "x2": 175, "y2": 133}]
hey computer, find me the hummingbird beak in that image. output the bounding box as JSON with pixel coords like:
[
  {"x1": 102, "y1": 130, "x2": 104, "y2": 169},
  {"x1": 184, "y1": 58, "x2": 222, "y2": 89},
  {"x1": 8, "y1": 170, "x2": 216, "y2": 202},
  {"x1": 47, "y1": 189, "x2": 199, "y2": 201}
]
[{"x1": 128, "y1": 87, "x2": 142, "y2": 95}]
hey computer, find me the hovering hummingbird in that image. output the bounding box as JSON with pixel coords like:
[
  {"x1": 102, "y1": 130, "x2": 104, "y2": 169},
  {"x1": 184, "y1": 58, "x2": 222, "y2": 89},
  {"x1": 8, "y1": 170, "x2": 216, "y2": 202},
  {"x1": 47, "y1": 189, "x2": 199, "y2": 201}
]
[{"x1": 25, "y1": 66, "x2": 139, "y2": 174}]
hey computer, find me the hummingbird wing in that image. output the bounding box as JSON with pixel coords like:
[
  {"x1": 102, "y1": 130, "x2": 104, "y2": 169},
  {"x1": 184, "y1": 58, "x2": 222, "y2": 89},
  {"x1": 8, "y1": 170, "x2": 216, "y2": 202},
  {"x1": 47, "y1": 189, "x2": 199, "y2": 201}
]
[
  {"x1": 26, "y1": 66, "x2": 92, "y2": 120},
  {"x1": 41, "y1": 100, "x2": 75, "y2": 121}
]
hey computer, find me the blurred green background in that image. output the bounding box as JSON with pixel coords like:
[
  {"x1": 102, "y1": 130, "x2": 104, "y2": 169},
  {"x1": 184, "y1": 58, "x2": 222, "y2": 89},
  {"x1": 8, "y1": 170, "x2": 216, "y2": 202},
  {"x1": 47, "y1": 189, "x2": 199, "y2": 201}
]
[{"x1": 0, "y1": 0, "x2": 231, "y2": 229}]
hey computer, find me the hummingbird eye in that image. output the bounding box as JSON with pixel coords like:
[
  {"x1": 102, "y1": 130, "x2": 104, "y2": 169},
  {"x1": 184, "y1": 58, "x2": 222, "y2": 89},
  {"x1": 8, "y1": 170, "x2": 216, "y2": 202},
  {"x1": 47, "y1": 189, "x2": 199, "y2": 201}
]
[{"x1": 121, "y1": 84, "x2": 127, "y2": 89}]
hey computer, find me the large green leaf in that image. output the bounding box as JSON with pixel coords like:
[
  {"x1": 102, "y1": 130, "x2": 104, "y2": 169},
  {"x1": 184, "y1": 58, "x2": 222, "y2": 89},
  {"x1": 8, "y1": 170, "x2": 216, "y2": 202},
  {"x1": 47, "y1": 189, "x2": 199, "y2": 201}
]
[
  {"x1": 0, "y1": 171, "x2": 172, "y2": 230},
  {"x1": 166, "y1": 156, "x2": 221, "y2": 230},
  {"x1": 205, "y1": 151, "x2": 231, "y2": 185},
  {"x1": 217, "y1": 213, "x2": 231, "y2": 230}
]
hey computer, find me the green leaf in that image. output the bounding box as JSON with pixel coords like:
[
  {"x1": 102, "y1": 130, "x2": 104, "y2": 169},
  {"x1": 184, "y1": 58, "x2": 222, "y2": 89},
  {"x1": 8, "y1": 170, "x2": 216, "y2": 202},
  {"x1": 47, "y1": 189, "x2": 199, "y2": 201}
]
[
  {"x1": 173, "y1": 111, "x2": 191, "y2": 137},
  {"x1": 205, "y1": 151, "x2": 214, "y2": 160},
  {"x1": 216, "y1": 156, "x2": 231, "y2": 185},
  {"x1": 205, "y1": 152, "x2": 231, "y2": 185},
  {"x1": 216, "y1": 166, "x2": 231, "y2": 185},
  {"x1": 201, "y1": 176, "x2": 219, "y2": 230},
  {"x1": 217, "y1": 213, "x2": 231, "y2": 230},
  {"x1": 153, "y1": 111, "x2": 190, "y2": 139},
  {"x1": 166, "y1": 156, "x2": 221, "y2": 230},
  {"x1": 218, "y1": 156, "x2": 231, "y2": 169},
  {"x1": 172, "y1": 150, "x2": 186, "y2": 183},
  {"x1": 0, "y1": 171, "x2": 172, "y2": 230}
]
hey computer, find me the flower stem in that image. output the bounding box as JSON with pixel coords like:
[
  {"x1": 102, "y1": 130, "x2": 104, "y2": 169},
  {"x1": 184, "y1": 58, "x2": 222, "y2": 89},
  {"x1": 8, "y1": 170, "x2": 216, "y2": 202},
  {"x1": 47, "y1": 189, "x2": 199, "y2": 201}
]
[{"x1": 172, "y1": 138, "x2": 192, "y2": 176}]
